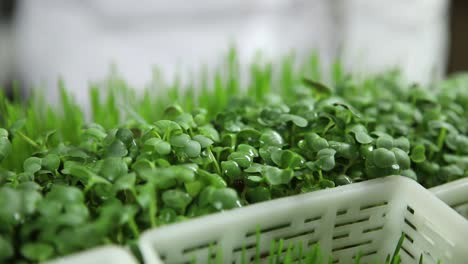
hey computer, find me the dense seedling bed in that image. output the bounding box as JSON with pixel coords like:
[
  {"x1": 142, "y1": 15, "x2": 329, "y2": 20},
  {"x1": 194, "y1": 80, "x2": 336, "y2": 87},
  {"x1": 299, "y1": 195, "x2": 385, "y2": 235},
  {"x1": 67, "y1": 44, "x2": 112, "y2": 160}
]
[{"x1": 0, "y1": 53, "x2": 467, "y2": 262}]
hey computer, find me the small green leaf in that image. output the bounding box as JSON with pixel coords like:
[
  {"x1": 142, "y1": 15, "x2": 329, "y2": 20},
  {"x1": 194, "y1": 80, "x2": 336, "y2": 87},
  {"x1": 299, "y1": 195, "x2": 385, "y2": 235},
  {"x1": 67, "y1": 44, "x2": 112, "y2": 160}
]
[
  {"x1": 228, "y1": 152, "x2": 253, "y2": 168},
  {"x1": 0, "y1": 128, "x2": 8, "y2": 138},
  {"x1": 246, "y1": 186, "x2": 271, "y2": 203},
  {"x1": 185, "y1": 181, "x2": 203, "y2": 197},
  {"x1": 105, "y1": 140, "x2": 128, "y2": 157},
  {"x1": 319, "y1": 179, "x2": 335, "y2": 188},
  {"x1": 198, "y1": 186, "x2": 215, "y2": 207},
  {"x1": 305, "y1": 133, "x2": 329, "y2": 152},
  {"x1": 260, "y1": 130, "x2": 284, "y2": 147},
  {"x1": 21, "y1": 189, "x2": 42, "y2": 215},
  {"x1": 360, "y1": 144, "x2": 374, "y2": 157},
  {"x1": 21, "y1": 242, "x2": 54, "y2": 262},
  {"x1": 350, "y1": 125, "x2": 373, "y2": 144},
  {"x1": 259, "y1": 146, "x2": 281, "y2": 165},
  {"x1": 221, "y1": 160, "x2": 242, "y2": 179},
  {"x1": 154, "y1": 120, "x2": 182, "y2": 135},
  {"x1": 193, "y1": 135, "x2": 214, "y2": 148},
  {"x1": 392, "y1": 148, "x2": 410, "y2": 170},
  {"x1": 417, "y1": 161, "x2": 440, "y2": 176},
  {"x1": 173, "y1": 166, "x2": 196, "y2": 183},
  {"x1": 197, "y1": 170, "x2": 227, "y2": 188},
  {"x1": 440, "y1": 165, "x2": 463, "y2": 181},
  {"x1": 237, "y1": 129, "x2": 261, "y2": 145},
  {"x1": 0, "y1": 137, "x2": 12, "y2": 162},
  {"x1": 373, "y1": 148, "x2": 397, "y2": 168},
  {"x1": 82, "y1": 127, "x2": 107, "y2": 140},
  {"x1": 0, "y1": 187, "x2": 22, "y2": 224},
  {"x1": 175, "y1": 113, "x2": 197, "y2": 130},
  {"x1": 376, "y1": 136, "x2": 393, "y2": 149},
  {"x1": 270, "y1": 149, "x2": 283, "y2": 167},
  {"x1": 131, "y1": 159, "x2": 154, "y2": 174},
  {"x1": 410, "y1": 144, "x2": 426, "y2": 163},
  {"x1": 355, "y1": 131, "x2": 373, "y2": 144},
  {"x1": 335, "y1": 175, "x2": 353, "y2": 185},
  {"x1": 244, "y1": 163, "x2": 264, "y2": 173},
  {"x1": 0, "y1": 236, "x2": 14, "y2": 260},
  {"x1": 210, "y1": 188, "x2": 241, "y2": 210},
  {"x1": 23, "y1": 157, "x2": 42, "y2": 174},
  {"x1": 66, "y1": 148, "x2": 90, "y2": 159},
  {"x1": 113, "y1": 173, "x2": 136, "y2": 193},
  {"x1": 9, "y1": 119, "x2": 26, "y2": 134},
  {"x1": 158, "y1": 208, "x2": 177, "y2": 224},
  {"x1": 115, "y1": 128, "x2": 134, "y2": 146},
  {"x1": 144, "y1": 138, "x2": 171, "y2": 155},
  {"x1": 316, "y1": 148, "x2": 336, "y2": 171},
  {"x1": 170, "y1": 134, "x2": 191, "y2": 147},
  {"x1": 247, "y1": 175, "x2": 263, "y2": 183},
  {"x1": 162, "y1": 190, "x2": 192, "y2": 211},
  {"x1": 401, "y1": 169, "x2": 418, "y2": 181},
  {"x1": 68, "y1": 165, "x2": 111, "y2": 187},
  {"x1": 198, "y1": 125, "x2": 220, "y2": 142},
  {"x1": 263, "y1": 167, "x2": 294, "y2": 185},
  {"x1": 393, "y1": 137, "x2": 410, "y2": 153},
  {"x1": 279, "y1": 114, "x2": 308, "y2": 127},
  {"x1": 37, "y1": 199, "x2": 62, "y2": 218},
  {"x1": 42, "y1": 154, "x2": 60, "y2": 171},
  {"x1": 237, "y1": 144, "x2": 259, "y2": 158},
  {"x1": 280, "y1": 150, "x2": 305, "y2": 169},
  {"x1": 183, "y1": 140, "x2": 201, "y2": 158},
  {"x1": 302, "y1": 78, "x2": 332, "y2": 94},
  {"x1": 47, "y1": 185, "x2": 84, "y2": 204},
  {"x1": 163, "y1": 104, "x2": 184, "y2": 119}
]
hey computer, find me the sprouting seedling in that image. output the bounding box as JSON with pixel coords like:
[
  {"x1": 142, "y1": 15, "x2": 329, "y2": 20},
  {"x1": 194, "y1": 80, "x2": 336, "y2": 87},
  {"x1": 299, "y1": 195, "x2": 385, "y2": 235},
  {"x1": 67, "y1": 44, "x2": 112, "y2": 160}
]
[
  {"x1": 0, "y1": 49, "x2": 464, "y2": 263},
  {"x1": 302, "y1": 78, "x2": 332, "y2": 95},
  {"x1": 386, "y1": 232, "x2": 405, "y2": 264},
  {"x1": 354, "y1": 251, "x2": 362, "y2": 264}
]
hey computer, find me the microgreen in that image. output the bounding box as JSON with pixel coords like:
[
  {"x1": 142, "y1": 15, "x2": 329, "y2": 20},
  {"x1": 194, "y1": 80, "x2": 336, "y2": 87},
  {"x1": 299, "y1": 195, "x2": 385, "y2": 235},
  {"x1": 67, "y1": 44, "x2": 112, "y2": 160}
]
[
  {"x1": 188, "y1": 230, "x2": 410, "y2": 264},
  {"x1": 0, "y1": 52, "x2": 466, "y2": 262}
]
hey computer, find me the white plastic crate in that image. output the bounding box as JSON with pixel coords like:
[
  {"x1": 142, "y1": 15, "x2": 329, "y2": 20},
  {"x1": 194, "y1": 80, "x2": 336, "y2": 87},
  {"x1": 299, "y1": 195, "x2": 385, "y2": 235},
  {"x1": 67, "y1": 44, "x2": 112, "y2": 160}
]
[
  {"x1": 431, "y1": 177, "x2": 468, "y2": 219},
  {"x1": 139, "y1": 176, "x2": 468, "y2": 264},
  {"x1": 47, "y1": 246, "x2": 138, "y2": 264}
]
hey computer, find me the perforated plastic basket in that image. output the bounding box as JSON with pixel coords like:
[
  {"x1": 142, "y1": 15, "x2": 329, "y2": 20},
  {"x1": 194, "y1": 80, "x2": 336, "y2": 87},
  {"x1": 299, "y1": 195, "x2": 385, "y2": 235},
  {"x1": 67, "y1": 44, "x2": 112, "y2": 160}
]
[
  {"x1": 430, "y1": 177, "x2": 468, "y2": 219},
  {"x1": 47, "y1": 246, "x2": 138, "y2": 264},
  {"x1": 139, "y1": 176, "x2": 468, "y2": 264}
]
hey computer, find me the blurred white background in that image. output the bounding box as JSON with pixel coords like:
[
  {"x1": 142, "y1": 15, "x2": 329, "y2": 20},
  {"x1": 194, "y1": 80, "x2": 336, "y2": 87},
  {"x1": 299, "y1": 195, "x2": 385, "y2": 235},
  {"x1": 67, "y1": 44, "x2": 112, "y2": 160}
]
[{"x1": 0, "y1": 0, "x2": 450, "y2": 105}]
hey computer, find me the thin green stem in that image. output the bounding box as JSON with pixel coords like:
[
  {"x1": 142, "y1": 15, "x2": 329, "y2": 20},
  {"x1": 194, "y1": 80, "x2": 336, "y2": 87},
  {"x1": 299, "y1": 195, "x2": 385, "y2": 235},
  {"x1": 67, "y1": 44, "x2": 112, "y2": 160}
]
[
  {"x1": 207, "y1": 147, "x2": 222, "y2": 176},
  {"x1": 17, "y1": 131, "x2": 40, "y2": 149},
  {"x1": 128, "y1": 217, "x2": 140, "y2": 238},
  {"x1": 318, "y1": 170, "x2": 324, "y2": 181}
]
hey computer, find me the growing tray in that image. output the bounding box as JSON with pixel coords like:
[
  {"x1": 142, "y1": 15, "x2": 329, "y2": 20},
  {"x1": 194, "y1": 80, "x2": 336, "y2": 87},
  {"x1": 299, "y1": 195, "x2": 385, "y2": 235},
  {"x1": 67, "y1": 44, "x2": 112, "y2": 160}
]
[
  {"x1": 139, "y1": 176, "x2": 468, "y2": 264},
  {"x1": 47, "y1": 176, "x2": 468, "y2": 264},
  {"x1": 48, "y1": 246, "x2": 138, "y2": 264},
  {"x1": 430, "y1": 177, "x2": 468, "y2": 219}
]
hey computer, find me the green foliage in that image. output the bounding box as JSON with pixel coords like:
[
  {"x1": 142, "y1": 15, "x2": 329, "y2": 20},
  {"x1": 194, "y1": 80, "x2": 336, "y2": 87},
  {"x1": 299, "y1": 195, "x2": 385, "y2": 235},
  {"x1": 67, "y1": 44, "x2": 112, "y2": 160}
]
[
  {"x1": 0, "y1": 52, "x2": 466, "y2": 262},
  {"x1": 192, "y1": 231, "x2": 411, "y2": 264}
]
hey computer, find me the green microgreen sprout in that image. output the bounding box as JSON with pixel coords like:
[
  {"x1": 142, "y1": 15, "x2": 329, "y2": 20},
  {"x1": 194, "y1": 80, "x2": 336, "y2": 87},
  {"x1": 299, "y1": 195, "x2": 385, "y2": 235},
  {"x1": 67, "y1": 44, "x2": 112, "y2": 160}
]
[{"x1": 0, "y1": 51, "x2": 464, "y2": 262}]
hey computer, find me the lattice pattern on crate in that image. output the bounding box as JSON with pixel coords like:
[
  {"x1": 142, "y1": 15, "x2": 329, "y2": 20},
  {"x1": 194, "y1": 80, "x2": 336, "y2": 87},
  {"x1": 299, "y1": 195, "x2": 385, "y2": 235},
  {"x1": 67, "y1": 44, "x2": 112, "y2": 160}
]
[
  {"x1": 230, "y1": 213, "x2": 322, "y2": 263},
  {"x1": 156, "y1": 238, "x2": 220, "y2": 264},
  {"x1": 173, "y1": 201, "x2": 390, "y2": 264},
  {"x1": 398, "y1": 204, "x2": 456, "y2": 264},
  {"x1": 139, "y1": 177, "x2": 468, "y2": 264},
  {"x1": 172, "y1": 213, "x2": 325, "y2": 264},
  {"x1": 331, "y1": 200, "x2": 388, "y2": 264}
]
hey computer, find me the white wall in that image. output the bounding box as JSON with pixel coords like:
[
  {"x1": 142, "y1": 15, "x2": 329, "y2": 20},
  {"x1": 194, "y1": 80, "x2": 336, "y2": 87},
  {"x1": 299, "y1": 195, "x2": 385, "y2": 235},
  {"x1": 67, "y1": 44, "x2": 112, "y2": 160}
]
[
  {"x1": 15, "y1": 0, "x2": 336, "y2": 106},
  {"x1": 0, "y1": 22, "x2": 14, "y2": 87},
  {"x1": 14, "y1": 0, "x2": 449, "y2": 107},
  {"x1": 340, "y1": 0, "x2": 449, "y2": 84}
]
